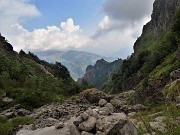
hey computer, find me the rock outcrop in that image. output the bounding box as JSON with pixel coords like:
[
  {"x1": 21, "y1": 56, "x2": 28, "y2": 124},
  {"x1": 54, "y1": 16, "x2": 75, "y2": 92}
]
[
  {"x1": 151, "y1": 0, "x2": 180, "y2": 36},
  {"x1": 17, "y1": 98, "x2": 138, "y2": 135},
  {"x1": 79, "y1": 59, "x2": 122, "y2": 89}
]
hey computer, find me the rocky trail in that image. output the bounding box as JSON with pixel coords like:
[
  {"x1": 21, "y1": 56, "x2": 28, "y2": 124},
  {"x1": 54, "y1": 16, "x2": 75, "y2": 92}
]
[{"x1": 1, "y1": 88, "x2": 180, "y2": 135}]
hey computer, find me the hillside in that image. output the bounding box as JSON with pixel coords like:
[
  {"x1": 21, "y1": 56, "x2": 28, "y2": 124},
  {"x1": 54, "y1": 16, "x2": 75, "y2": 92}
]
[
  {"x1": 0, "y1": 34, "x2": 81, "y2": 109},
  {"x1": 105, "y1": 0, "x2": 180, "y2": 103},
  {"x1": 79, "y1": 58, "x2": 122, "y2": 89},
  {"x1": 37, "y1": 50, "x2": 116, "y2": 80}
]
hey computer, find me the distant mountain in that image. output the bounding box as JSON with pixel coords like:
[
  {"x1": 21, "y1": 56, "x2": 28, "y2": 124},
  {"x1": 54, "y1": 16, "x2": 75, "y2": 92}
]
[
  {"x1": 36, "y1": 50, "x2": 117, "y2": 80},
  {"x1": 78, "y1": 58, "x2": 122, "y2": 89}
]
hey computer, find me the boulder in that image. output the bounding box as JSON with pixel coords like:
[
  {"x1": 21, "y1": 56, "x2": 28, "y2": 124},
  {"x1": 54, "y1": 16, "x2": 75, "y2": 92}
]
[
  {"x1": 73, "y1": 116, "x2": 83, "y2": 126},
  {"x1": 133, "y1": 104, "x2": 146, "y2": 111},
  {"x1": 105, "y1": 103, "x2": 114, "y2": 113},
  {"x1": 81, "y1": 89, "x2": 110, "y2": 104},
  {"x1": 86, "y1": 108, "x2": 93, "y2": 116},
  {"x1": 92, "y1": 109, "x2": 100, "y2": 119},
  {"x1": 78, "y1": 116, "x2": 96, "y2": 132},
  {"x1": 98, "y1": 99, "x2": 107, "y2": 107},
  {"x1": 119, "y1": 120, "x2": 138, "y2": 135},
  {"x1": 55, "y1": 122, "x2": 64, "y2": 129},
  {"x1": 4, "y1": 112, "x2": 15, "y2": 118},
  {"x1": 81, "y1": 131, "x2": 94, "y2": 135},
  {"x1": 95, "y1": 131, "x2": 106, "y2": 135},
  {"x1": 110, "y1": 99, "x2": 127, "y2": 107},
  {"x1": 99, "y1": 107, "x2": 111, "y2": 116},
  {"x1": 2, "y1": 97, "x2": 13, "y2": 103},
  {"x1": 96, "y1": 113, "x2": 127, "y2": 135},
  {"x1": 80, "y1": 112, "x2": 89, "y2": 121}
]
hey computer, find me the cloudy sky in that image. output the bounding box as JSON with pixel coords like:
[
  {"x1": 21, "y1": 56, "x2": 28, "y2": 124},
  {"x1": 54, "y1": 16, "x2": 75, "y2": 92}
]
[{"x1": 0, "y1": 0, "x2": 154, "y2": 58}]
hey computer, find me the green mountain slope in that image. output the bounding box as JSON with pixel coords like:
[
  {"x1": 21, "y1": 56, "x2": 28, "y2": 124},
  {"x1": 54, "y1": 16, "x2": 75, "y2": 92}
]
[
  {"x1": 0, "y1": 35, "x2": 80, "y2": 109},
  {"x1": 105, "y1": 0, "x2": 180, "y2": 103},
  {"x1": 37, "y1": 50, "x2": 116, "y2": 80}
]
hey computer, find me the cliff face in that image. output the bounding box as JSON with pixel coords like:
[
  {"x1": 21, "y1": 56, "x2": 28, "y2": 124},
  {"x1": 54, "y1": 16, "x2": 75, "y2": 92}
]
[
  {"x1": 151, "y1": 0, "x2": 180, "y2": 35},
  {"x1": 106, "y1": 0, "x2": 180, "y2": 103},
  {"x1": 79, "y1": 59, "x2": 122, "y2": 89},
  {"x1": 134, "y1": 0, "x2": 180, "y2": 53}
]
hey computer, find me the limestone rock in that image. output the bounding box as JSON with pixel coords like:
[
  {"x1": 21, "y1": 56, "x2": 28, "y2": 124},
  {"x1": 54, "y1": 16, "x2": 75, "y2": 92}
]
[
  {"x1": 78, "y1": 116, "x2": 96, "y2": 132},
  {"x1": 55, "y1": 122, "x2": 64, "y2": 129},
  {"x1": 2, "y1": 97, "x2": 13, "y2": 103},
  {"x1": 95, "y1": 131, "x2": 106, "y2": 135},
  {"x1": 73, "y1": 116, "x2": 83, "y2": 126},
  {"x1": 99, "y1": 107, "x2": 110, "y2": 116},
  {"x1": 119, "y1": 120, "x2": 138, "y2": 135},
  {"x1": 98, "y1": 99, "x2": 107, "y2": 107},
  {"x1": 81, "y1": 88, "x2": 110, "y2": 104},
  {"x1": 81, "y1": 131, "x2": 94, "y2": 135},
  {"x1": 96, "y1": 113, "x2": 127, "y2": 135},
  {"x1": 105, "y1": 103, "x2": 114, "y2": 113},
  {"x1": 92, "y1": 109, "x2": 100, "y2": 119},
  {"x1": 133, "y1": 104, "x2": 146, "y2": 111},
  {"x1": 86, "y1": 108, "x2": 93, "y2": 116},
  {"x1": 80, "y1": 112, "x2": 89, "y2": 121}
]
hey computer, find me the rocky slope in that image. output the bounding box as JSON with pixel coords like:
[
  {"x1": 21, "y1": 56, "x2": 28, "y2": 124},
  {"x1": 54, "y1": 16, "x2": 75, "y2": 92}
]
[
  {"x1": 4, "y1": 89, "x2": 139, "y2": 135},
  {"x1": 79, "y1": 59, "x2": 122, "y2": 89},
  {"x1": 105, "y1": 0, "x2": 180, "y2": 102},
  {"x1": 37, "y1": 50, "x2": 116, "y2": 80}
]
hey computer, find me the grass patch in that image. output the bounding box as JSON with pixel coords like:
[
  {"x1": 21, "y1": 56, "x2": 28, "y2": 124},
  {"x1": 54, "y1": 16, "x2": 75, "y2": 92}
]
[
  {"x1": 135, "y1": 103, "x2": 180, "y2": 135},
  {"x1": 150, "y1": 52, "x2": 179, "y2": 81},
  {"x1": 0, "y1": 116, "x2": 35, "y2": 135}
]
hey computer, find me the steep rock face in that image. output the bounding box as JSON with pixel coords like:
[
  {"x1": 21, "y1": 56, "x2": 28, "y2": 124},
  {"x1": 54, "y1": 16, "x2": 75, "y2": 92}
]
[
  {"x1": 134, "y1": 0, "x2": 180, "y2": 53},
  {"x1": 79, "y1": 59, "x2": 122, "y2": 89},
  {"x1": 106, "y1": 0, "x2": 180, "y2": 103},
  {"x1": 151, "y1": 0, "x2": 180, "y2": 35}
]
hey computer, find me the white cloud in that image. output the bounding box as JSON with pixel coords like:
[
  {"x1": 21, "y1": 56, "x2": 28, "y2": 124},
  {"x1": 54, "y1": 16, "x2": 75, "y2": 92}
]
[
  {"x1": 0, "y1": 0, "x2": 40, "y2": 36},
  {"x1": 0, "y1": 0, "x2": 154, "y2": 58},
  {"x1": 90, "y1": 0, "x2": 154, "y2": 57},
  {"x1": 9, "y1": 19, "x2": 89, "y2": 52}
]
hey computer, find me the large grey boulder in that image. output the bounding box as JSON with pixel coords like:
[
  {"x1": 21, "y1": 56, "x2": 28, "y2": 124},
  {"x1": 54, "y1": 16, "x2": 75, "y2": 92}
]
[
  {"x1": 99, "y1": 107, "x2": 111, "y2": 116},
  {"x1": 105, "y1": 103, "x2": 114, "y2": 113},
  {"x1": 78, "y1": 116, "x2": 96, "y2": 132},
  {"x1": 96, "y1": 113, "x2": 127, "y2": 135},
  {"x1": 119, "y1": 120, "x2": 138, "y2": 135},
  {"x1": 98, "y1": 99, "x2": 107, "y2": 107}
]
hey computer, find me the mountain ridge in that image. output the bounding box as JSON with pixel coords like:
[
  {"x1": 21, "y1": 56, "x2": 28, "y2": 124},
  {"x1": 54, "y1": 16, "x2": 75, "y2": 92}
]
[{"x1": 36, "y1": 50, "x2": 117, "y2": 80}]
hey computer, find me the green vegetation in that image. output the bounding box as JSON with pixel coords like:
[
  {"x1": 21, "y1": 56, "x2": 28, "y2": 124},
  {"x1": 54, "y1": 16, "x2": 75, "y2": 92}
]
[
  {"x1": 135, "y1": 103, "x2": 180, "y2": 135},
  {"x1": 0, "y1": 36, "x2": 84, "y2": 110},
  {"x1": 0, "y1": 116, "x2": 34, "y2": 135},
  {"x1": 81, "y1": 59, "x2": 122, "y2": 90},
  {"x1": 105, "y1": 8, "x2": 180, "y2": 103}
]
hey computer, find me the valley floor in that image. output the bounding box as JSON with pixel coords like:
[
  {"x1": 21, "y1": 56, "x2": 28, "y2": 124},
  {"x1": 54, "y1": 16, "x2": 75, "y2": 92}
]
[{"x1": 0, "y1": 88, "x2": 180, "y2": 135}]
